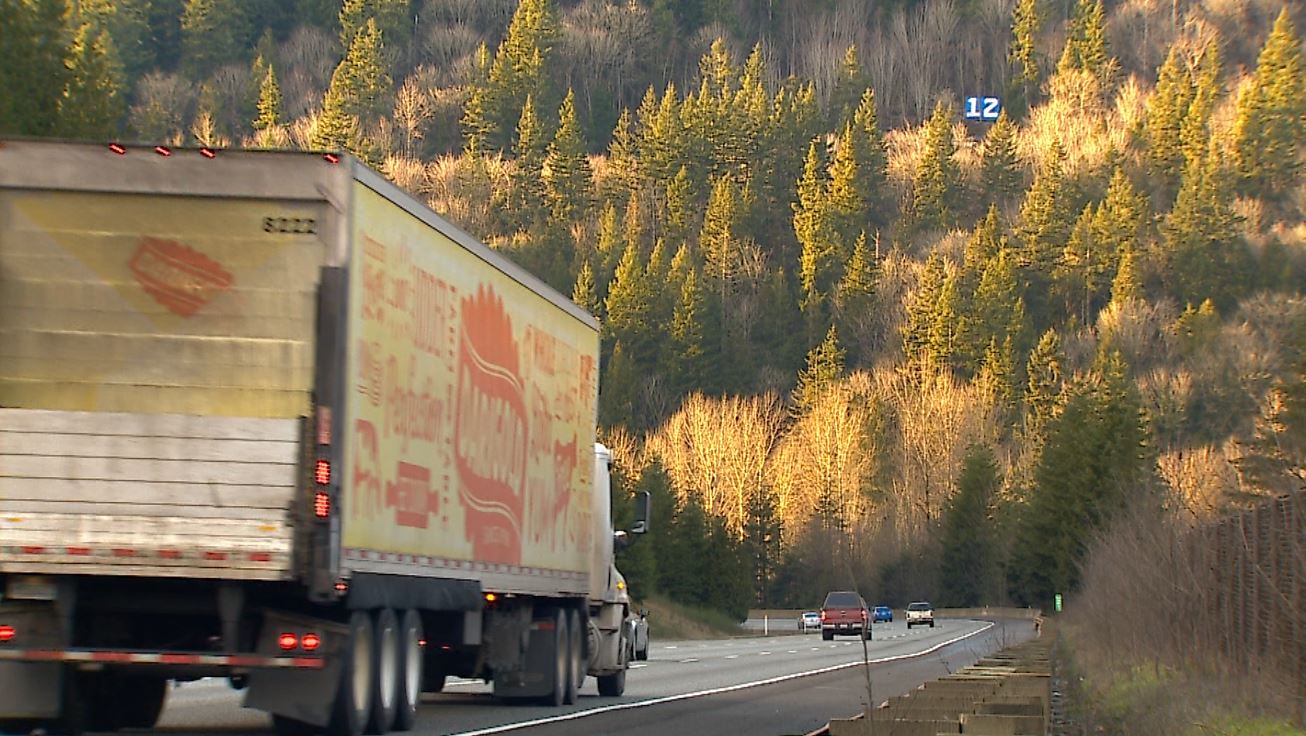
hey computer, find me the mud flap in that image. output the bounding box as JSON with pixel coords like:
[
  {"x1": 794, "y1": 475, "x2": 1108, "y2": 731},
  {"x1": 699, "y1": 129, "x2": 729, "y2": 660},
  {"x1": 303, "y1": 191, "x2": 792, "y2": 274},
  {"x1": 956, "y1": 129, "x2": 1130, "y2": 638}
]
[
  {"x1": 492, "y1": 615, "x2": 557, "y2": 699},
  {"x1": 0, "y1": 602, "x2": 66, "y2": 719},
  {"x1": 244, "y1": 613, "x2": 348, "y2": 727}
]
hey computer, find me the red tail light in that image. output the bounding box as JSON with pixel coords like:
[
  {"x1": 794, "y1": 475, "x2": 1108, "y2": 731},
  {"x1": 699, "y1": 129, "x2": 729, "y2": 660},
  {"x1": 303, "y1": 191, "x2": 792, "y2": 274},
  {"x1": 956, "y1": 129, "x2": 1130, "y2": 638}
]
[
  {"x1": 315, "y1": 459, "x2": 330, "y2": 486},
  {"x1": 301, "y1": 633, "x2": 321, "y2": 651},
  {"x1": 314, "y1": 491, "x2": 330, "y2": 519},
  {"x1": 278, "y1": 633, "x2": 298, "y2": 651},
  {"x1": 154, "y1": 145, "x2": 171, "y2": 157},
  {"x1": 820, "y1": 611, "x2": 827, "y2": 621},
  {"x1": 108, "y1": 143, "x2": 126, "y2": 155},
  {"x1": 0, "y1": 625, "x2": 14, "y2": 643},
  {"x1": 199, "y1": 147, "x2": 217, "y2": 159},
  {"x1": 323, "y1": 153, "x2": 340, "y2": 164}
]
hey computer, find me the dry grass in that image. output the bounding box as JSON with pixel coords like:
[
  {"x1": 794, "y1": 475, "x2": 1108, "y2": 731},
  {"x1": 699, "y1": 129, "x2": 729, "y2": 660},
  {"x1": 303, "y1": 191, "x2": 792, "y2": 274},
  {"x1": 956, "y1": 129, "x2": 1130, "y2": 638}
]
[{"x1": 1065, "y1": 493, "x2": 1305, "y2": 734}]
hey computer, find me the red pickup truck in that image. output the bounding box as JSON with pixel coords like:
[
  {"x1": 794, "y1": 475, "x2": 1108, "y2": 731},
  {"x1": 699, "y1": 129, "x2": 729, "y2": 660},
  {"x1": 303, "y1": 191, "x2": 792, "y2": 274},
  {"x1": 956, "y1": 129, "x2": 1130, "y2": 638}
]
[{"x1": 820, "y1": 591, "x2": 871, "y2": 640}]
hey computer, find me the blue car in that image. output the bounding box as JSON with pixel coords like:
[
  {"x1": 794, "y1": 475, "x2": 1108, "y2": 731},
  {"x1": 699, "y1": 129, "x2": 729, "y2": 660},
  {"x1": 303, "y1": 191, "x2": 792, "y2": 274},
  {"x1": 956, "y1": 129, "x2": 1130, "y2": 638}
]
[{"x1": 872, "y1": 606, "x2": 893, "y2": 623}]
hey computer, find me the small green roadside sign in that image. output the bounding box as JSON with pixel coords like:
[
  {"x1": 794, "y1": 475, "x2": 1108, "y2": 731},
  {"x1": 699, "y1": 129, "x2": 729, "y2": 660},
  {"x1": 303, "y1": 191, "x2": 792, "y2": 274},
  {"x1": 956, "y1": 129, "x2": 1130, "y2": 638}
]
[{"x1": 1054, "y1": 593, "x2": 1063, "y2": 612}]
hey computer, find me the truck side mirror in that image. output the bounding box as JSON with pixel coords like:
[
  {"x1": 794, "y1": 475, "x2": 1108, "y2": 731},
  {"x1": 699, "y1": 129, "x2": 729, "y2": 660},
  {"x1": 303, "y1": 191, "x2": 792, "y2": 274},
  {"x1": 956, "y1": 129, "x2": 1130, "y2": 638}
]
[{"x1": 631, "y1": 490, "x2": 650, "y2": 534}]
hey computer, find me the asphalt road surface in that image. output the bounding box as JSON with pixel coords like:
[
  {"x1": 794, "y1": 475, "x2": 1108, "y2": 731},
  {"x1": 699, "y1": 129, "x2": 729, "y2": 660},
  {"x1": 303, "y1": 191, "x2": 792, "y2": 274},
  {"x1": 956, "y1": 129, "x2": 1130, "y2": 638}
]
[{"x1": 154, "y1": 617, "x2": 1036, "y2": 736}]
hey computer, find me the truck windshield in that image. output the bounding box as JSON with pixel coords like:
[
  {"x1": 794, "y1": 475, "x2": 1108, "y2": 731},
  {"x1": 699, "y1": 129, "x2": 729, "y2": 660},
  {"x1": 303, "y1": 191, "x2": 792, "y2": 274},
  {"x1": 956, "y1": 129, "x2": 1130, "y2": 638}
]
[{"x1": 823, "y1": 592, "x2": 862, "y2": 607}]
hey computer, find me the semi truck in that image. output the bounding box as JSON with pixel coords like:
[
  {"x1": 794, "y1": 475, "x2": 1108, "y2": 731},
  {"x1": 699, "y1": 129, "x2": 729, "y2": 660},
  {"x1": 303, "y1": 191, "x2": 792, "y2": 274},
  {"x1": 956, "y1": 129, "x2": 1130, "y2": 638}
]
[{"x1": 0, "y1": 139, "x2": 648, "y2": 735}]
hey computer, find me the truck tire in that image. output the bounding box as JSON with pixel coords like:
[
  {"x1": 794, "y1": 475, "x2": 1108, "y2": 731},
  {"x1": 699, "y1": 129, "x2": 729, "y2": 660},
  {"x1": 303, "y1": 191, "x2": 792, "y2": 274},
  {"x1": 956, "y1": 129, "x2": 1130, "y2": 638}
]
[
  {"x1": 366, "y1": 609, "x2": 399, "y2": 735},
  {"x1": 596, "y1": 629, "x2": 629, "y2": 697},
  {"x1": 540, "y1": 608, "x2": 567, "y2": 707},
  {"x1": 821, "y1": 631, "x2": 833, "y2": 641},
  {"x1": 115, "y1": 675, "x2": 167, "y2": 729},
  {"x1": 564, "y1": 609, "x2": 582, "y2": 705},
  {"x1": 273, "y1": 714, "x2": 318, "y2": 736},
  {"x1": 328, "y1": 611, "x2": 374, "y2": 736},
  {"x1": 392, "y1": 609, "x2": 423, "y2": 732},
  {"x1": 596, "y1": 666, "x2": 625, "y2": 697}
]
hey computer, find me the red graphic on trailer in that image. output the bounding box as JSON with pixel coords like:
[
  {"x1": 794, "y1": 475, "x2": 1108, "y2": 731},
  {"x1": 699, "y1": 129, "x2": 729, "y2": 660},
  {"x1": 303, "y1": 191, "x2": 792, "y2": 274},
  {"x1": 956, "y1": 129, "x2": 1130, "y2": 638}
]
[
  {"x1": 129, "y1": 237, "x2": 233, "y2": 316},
  {"x1": 454, "y1": 286, "x2": 528, "y2": 564}
]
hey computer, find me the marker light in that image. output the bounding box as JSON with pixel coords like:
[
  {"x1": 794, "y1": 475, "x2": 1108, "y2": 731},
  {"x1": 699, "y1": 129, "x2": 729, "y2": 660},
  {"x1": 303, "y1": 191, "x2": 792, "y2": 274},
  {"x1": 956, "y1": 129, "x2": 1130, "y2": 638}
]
[
  {"x1": 314, "y1": 491, "x2": 330, "y2": 519},
  {"x1": 278, "y1": 633, "x2": 298, "y2": 651},
  {"x1": 315, "y1": 459, "x2": 331, "y2": 486},
  {"x1": 301, "y1": 633, "x2": 321, "y2": 651},
  {"x1": 0, "y1": 625, "x2": 14, "y2": 643},
  {"x1": 154, "y1": 146, "x2": 171, "y2": 157},
  {"x1": 108, "y1": 143, "x2": 126, "y2": 155}
]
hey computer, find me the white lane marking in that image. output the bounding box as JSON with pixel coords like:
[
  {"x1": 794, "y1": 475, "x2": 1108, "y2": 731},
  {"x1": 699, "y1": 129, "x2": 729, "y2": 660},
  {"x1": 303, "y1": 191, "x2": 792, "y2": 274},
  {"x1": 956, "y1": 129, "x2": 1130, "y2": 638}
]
[
  {"x1": 449, "y1": 621, "x2": 996, "y2": 735},
  {"x1": 787, "y1": 650, "x2": 797, "y2": 654},
  {"x1": 629, "y1": 664, "x2": 648, "y2": 670},
  {"x1": 664, "y1": 646, "x2": 677, "y2": 649},
  {"x1": 759, "y1": 652, "x2": 771, "y2": 656},
  {"x1": 724, "y1": 655, "x2": 738, "y2": 660},
  {"x1": 680, "y1": 658, "x2": 699, "y2": 663}
]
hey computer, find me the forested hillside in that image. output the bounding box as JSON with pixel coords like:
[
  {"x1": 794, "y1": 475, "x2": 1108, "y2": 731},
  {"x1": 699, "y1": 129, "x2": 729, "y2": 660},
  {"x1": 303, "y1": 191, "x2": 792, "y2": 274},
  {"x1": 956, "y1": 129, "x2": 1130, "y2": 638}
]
[{"x1": 2, "y1": 0, "x2": 1303, "y2": 620}]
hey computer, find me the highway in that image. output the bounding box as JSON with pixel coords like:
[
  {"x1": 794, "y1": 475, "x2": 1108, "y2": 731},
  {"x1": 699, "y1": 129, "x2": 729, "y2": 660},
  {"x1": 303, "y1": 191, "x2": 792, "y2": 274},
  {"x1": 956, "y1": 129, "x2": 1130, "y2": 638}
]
[{"x1": 155, "y1": 617, "x2": 1036, "y2": 736}]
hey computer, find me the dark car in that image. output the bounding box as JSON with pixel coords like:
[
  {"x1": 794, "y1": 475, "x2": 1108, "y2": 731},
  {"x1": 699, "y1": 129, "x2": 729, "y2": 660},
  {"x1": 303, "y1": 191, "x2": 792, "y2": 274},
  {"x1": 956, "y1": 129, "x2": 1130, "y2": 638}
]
[
  {"x1": 872, "y1": 605, "x2": 893, "y2": 623},
  {"x1": 819, "y1": 591, "x2": 871, "y2": 641}
]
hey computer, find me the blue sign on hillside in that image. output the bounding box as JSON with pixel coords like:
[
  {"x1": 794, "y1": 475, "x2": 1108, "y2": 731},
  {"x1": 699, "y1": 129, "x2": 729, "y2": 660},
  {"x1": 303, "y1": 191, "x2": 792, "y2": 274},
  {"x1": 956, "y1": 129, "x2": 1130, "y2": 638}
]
[{"x1": 964, "y1": 96, "x2": 1002, "y2": 122}]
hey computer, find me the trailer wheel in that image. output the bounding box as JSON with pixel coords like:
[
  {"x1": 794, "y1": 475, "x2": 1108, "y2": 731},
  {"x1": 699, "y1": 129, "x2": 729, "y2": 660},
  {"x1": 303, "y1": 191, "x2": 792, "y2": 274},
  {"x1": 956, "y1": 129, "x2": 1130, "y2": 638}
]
[
  {"x1": 366, "y1": 609, "x2": 399, "y2": 735},
  {"x1": 540, "y1": 608, "x2": 567, "y2": 707},
  {"x1": 564, "y1": 609, "x2": 582, "y2": 705},
  {"x1": 328, "y1": 611, "x2": 374, "y2": 736},
  {"x1": 392, "y1": 610, "x2": 423, "y2": 732}
]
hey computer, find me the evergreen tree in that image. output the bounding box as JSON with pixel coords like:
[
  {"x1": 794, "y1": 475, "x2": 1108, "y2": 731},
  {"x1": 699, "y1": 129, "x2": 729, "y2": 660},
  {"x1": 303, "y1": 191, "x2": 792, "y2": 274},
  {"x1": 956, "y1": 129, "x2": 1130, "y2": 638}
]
[
  {"x1": 851, "y1": 88, "x2": 891, "y2": 230},
  {"x1": 180, "y1": 0, "x2": 248, "y2": 80},
  {"x1": 460, "y1": 43, "x2": 494, "y2": 155},
  {"x1": 927, "y1": 272, "x2": 965, "y2": 370},
  {"x1": 663, "y1": 166, "x2": 695, "y2": 247},
  {"x1": 572, "y1": 259, "x2": 598, "y2": 314},
  {"x1": 311, "y1": 18, "x2": 391, "y2": 158},
  {"x1": 1054, "y1": 203, "x2": 1105, "y2": 326},
  {"x1": 1009, "y1": 352, "x2": 1150, "y2": 607},
  {"x1": 794, "y1": 140, "x2": 838, "y2": 330},
  {"x1": 1164, "y1": 141, "x2": 1249, "y2": 312},
  {"x1": 1008, "y1": 0, "x2": 1042, "y2": 118},
  {"x1": 1145, "y1": 44, "x2": 1196, "y2": 194},
  {"x1": 834, "y1": 232, "x2": 878, "y2": 363},
  {"x1": 980, "y1": 112, "x2": 1023, "y2": 203},
  {"x1": 903, "y1": 253, "x2": 947, "y2": 366},
  {"x1": 964, "y1": 205, "x2": 1006, "y2": 282},
  {"x1": 1016, "y1": 141, "x2": 1072, "y2": 322},
  {"x1": 827, "y1": 122, "x2": 865, "y2": 246},
  {"x1": 604, "y1": 241, "x2": 656, "y2": 365},
  {"x1": 510, "y1": 93, "x2": 548, "y2": 224},
  {"x1": 1179, "y1": 43, "x2": 1222, "y2": 172},
  {"x1": 701, "y1": 174, "x2": 743, "y2": 299},
  {"x1": 1094, "y1": 167, "x2": 1148, "y2": 260},
  {"x1": 81, "y1": 0, "x2": 155, "y2": 83},
  {"x1": 939, "y1": 444, "x2": 1000, "y2": 607},
  {"x1": 669, "y1": 267, "x2": 711, "y2": 394},
  {"x1": 543, "y1": 89, "x2": 593, "y2": 222},
  {"x1": 969, "y1": 248, "x2": 1028, "y2": 368},
  {"x1": 599, "y1": 340, "x2": 637, "y2": 427},
  {"x1": 58, "y1": 22, "x2": 126, "y2": 140},
  {"x1": 338, "y1": 0, "x2": 367, "y2": 49},
  {"x1": 1024, "y1": 328, "x2": 1063, "y2": 434},
  {"x1": 607, "y1": 107, "x2": 639, "y2": 195},
  {"x1": 978, "y1": 336, "x2": 1020, "y2": 415},
  {"x1": 1056, "y1": 0, "x2": 1115, "y2": 92},
  {"x1": 792, "y1": 325, "x2": 845, "y2": 414},
  {"x1": 0, "y1": 0, "x2": 69, "y2": 136},
  {"x1": 253, "y1": 62, "x2": 283, "y2": 131},
  {"x1": 1110, "y1": 243, "x2": 1143, "y2": 304},
  {"x1": 829, "y1": 44, "x2": 865, "y2": 127},
  {"x1": 482, "y1": 0, "x2": 557, "y2": 150},
  {"x1": 1231, "y1": 9, "x2": 1306, "y2": 202},
  {"x1": 910, "y1": 100, "x2": 961, "y2": 231}
]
